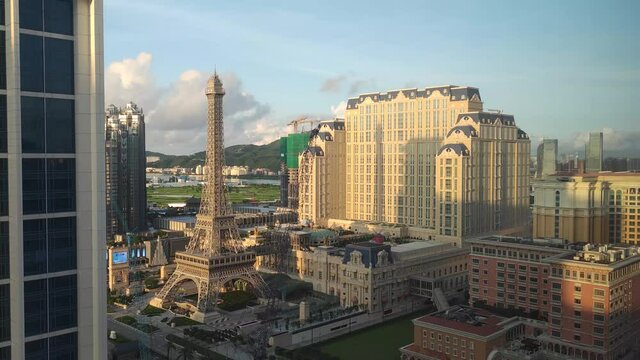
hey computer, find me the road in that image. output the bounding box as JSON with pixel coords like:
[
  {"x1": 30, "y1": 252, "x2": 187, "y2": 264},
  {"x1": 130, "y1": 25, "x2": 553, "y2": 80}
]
[{"x1": 108, "y1": 291, "x2": 257, "y2": 359}]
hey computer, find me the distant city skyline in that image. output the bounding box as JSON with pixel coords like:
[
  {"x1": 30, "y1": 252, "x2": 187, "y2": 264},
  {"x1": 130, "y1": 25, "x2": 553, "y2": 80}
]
[{"x1": 105, "y1": 0, "x2": 639, "y2": 155}]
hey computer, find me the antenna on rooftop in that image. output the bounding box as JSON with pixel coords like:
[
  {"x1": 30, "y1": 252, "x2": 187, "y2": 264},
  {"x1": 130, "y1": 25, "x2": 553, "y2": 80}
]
[{"x1": 487, "y1": 108, "x2": 503, "y2": 114}]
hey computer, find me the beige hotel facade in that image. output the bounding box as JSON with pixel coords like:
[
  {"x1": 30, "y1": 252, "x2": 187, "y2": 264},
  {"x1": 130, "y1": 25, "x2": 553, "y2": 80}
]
[
  {"x1": 299, "y1": 86, "x2": 531, "y2": 245},
  {"x1": 533, "y1": 173, "x2": 640, "y2": 244}
]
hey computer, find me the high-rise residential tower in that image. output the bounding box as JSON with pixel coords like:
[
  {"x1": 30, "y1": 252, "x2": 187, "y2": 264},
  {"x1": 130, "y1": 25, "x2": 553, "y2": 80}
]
[
  {"x1": 0, "y1": 0, "x2": 106, "y2": 359},
  {"x1": 105, "y1": 102, "x2": 147, "y2": 241},
  {"x1": 536, "y1": 138, "x2": 558, "y2": 177},
  {"x1": 586, "y1": 132, "x2": 603, "y2": 173}
]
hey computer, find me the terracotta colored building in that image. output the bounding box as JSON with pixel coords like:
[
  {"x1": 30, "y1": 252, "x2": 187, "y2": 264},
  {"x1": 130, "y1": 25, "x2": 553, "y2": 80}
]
[
  {"x1": 468, "y1": 236, "x2": 640, "y2": 360},
  {"x1": 468, "y1": 237, "x2": 571, "y2": 319},
  {"x1": 400, "y1": 306, "x2": 545, "y2": 360}
]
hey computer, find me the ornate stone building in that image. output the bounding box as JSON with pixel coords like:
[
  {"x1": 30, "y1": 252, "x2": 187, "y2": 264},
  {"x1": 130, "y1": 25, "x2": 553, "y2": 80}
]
[{"x1": 257, "y1": 240, "x2": 469, "y2": 314}]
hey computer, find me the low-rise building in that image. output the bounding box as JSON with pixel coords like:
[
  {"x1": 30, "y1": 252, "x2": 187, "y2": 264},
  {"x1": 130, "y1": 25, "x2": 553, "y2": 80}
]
[
  {"x1": 400, "y1": 306, "x2": 545, "y2": 360},
  {"x1": 258, "y1": 240, "x2": 469, "y2": 315}
]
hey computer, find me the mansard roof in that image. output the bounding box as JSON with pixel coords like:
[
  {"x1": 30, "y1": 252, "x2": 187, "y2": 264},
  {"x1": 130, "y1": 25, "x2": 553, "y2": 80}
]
[
  {"x1": 438, "y1": 143, "x2": 470, "y2": 156},
  {"x1": 346, "y1": 85, "x2": 480, "y2": 110}
]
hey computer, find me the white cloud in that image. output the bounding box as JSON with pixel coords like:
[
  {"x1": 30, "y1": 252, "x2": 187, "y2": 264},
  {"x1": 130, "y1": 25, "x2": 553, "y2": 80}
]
[
  {"x1": 560, "y1": 127, "x2": 640, "y2": 156},
  {"x1": 330, "y1": 100, "x2": 347, "y2": 118},
  {"x1": 105, "y1": 53, "x2": 289, "y2": 154}
]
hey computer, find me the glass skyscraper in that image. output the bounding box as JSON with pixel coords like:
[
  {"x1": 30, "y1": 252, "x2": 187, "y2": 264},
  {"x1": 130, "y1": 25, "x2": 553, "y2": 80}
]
[
  {"x1": 1, "y1": 0, "x2": 106, "y2": 358},
  {"x1": 586, "y1": 132, "x2": 603, "y2": 173}
]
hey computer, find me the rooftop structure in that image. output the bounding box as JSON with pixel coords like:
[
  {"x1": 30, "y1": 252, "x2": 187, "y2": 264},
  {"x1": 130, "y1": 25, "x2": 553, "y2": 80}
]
[{"x1": 400, "y1": 305, "x2": 545, "y2": 360}]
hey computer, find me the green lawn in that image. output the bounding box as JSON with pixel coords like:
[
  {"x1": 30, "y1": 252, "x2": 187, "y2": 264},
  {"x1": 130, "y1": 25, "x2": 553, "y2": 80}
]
[
  {"x1": 108, "y1": 333, "x2": 132, "y2": 344},
  {"x1": 115, "y1": 315, "x2": 160, "y2": 333},
  {"x1": 141, "y1": 304, "x2": 166, "y2": 316},
  {"x1": 309, "y1": 310, "x2": 433, "y2": 360},
  {"x1": 147, "y1": 184, "x2": 279, "y2": 206},
  {"x1": 170, "y1": 316, "x2": 201, "y2": 327},
  {"x1": 115, "y1": 316, "x2": 137, "y2": 326}
]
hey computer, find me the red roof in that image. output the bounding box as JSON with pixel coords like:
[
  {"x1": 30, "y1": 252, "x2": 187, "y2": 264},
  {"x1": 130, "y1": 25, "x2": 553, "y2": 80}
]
[{"x1": 415, "y1": 308, "x2": 506, "y2": 337}]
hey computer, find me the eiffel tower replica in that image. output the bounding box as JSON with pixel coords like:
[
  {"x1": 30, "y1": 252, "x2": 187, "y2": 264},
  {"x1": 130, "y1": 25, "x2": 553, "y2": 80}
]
[{"x1": 150, "y1": 73, "x2": 269, "y2": 322}]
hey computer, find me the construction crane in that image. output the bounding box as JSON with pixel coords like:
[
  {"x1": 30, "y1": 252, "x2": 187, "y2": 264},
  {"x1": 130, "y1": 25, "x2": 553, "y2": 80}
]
[{"x1": 287, "y1": 116, "x2": 317, "y2": 133}]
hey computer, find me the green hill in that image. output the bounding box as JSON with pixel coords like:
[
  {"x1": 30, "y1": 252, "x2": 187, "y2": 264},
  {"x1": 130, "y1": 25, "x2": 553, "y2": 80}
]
[{"x1": 146, "y1": 139, "x2": 281, "y2": 171}]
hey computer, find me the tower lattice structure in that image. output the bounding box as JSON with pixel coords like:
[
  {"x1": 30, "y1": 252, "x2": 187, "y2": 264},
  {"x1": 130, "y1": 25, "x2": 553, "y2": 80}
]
[{"x1": 151, "y1": 74, "x2": 269, "y2": 321}]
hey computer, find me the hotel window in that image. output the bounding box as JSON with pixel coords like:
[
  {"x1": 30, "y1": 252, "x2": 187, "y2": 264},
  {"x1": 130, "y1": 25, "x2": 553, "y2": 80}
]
[
  {"x1": 594, "y1": 301, "x2": 604, "y2": 309},
  {"x1": 594, "y1": 339, "x2": 604, "y2": 347}
]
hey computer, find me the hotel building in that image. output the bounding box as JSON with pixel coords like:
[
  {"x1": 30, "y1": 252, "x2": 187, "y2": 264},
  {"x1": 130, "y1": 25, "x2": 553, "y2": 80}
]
[
  {"x1": 434, "y1": 112, "x2": 530, "y2": 240},
  {"x1": 1, "y1": 0, "x2": 106, "y2": 358},
  {"x1": 298, "y1": 119, "x2": 346, "y2": 227},
  {"x1": 468, "y1": 237, "x2": 640, "y2": 360},
  {"x1": 532, "y1": 173, "x2": 640, "y2": 244},
  {"x1": 298, "y1": 86, "x2": 531, "y2": 245}
]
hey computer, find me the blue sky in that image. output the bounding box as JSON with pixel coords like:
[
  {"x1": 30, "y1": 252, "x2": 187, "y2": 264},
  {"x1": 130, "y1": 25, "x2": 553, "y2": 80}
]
[{"x1": 104, "y1": 0, "x2": 640, "y2": 155}]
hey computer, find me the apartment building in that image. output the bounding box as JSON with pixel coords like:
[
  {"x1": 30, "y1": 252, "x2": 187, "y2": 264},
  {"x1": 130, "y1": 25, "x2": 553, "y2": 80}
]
[{"x1": 105, "y1": 102, "x2": 147, "y2": 240}]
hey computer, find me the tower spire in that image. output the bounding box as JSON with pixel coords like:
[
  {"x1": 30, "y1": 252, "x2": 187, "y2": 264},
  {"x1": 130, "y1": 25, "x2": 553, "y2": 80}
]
[{"x1": 150, "y1": 75, "x2": 269, "y2": 322}]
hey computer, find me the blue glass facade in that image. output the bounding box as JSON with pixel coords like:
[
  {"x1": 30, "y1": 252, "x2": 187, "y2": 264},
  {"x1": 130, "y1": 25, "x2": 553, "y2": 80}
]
[
  {"x1": 16, "y1": 0, "x2": 79, "y2": 356},
  {"x1": 0, "y1": 3, "x2": 8, "y2": 356}
]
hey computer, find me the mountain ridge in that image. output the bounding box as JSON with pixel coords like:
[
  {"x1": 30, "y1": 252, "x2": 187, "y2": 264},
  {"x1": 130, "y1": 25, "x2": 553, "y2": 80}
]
[{"x1": 146, "y1": 139, "x2": 282, "y2": 171}]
